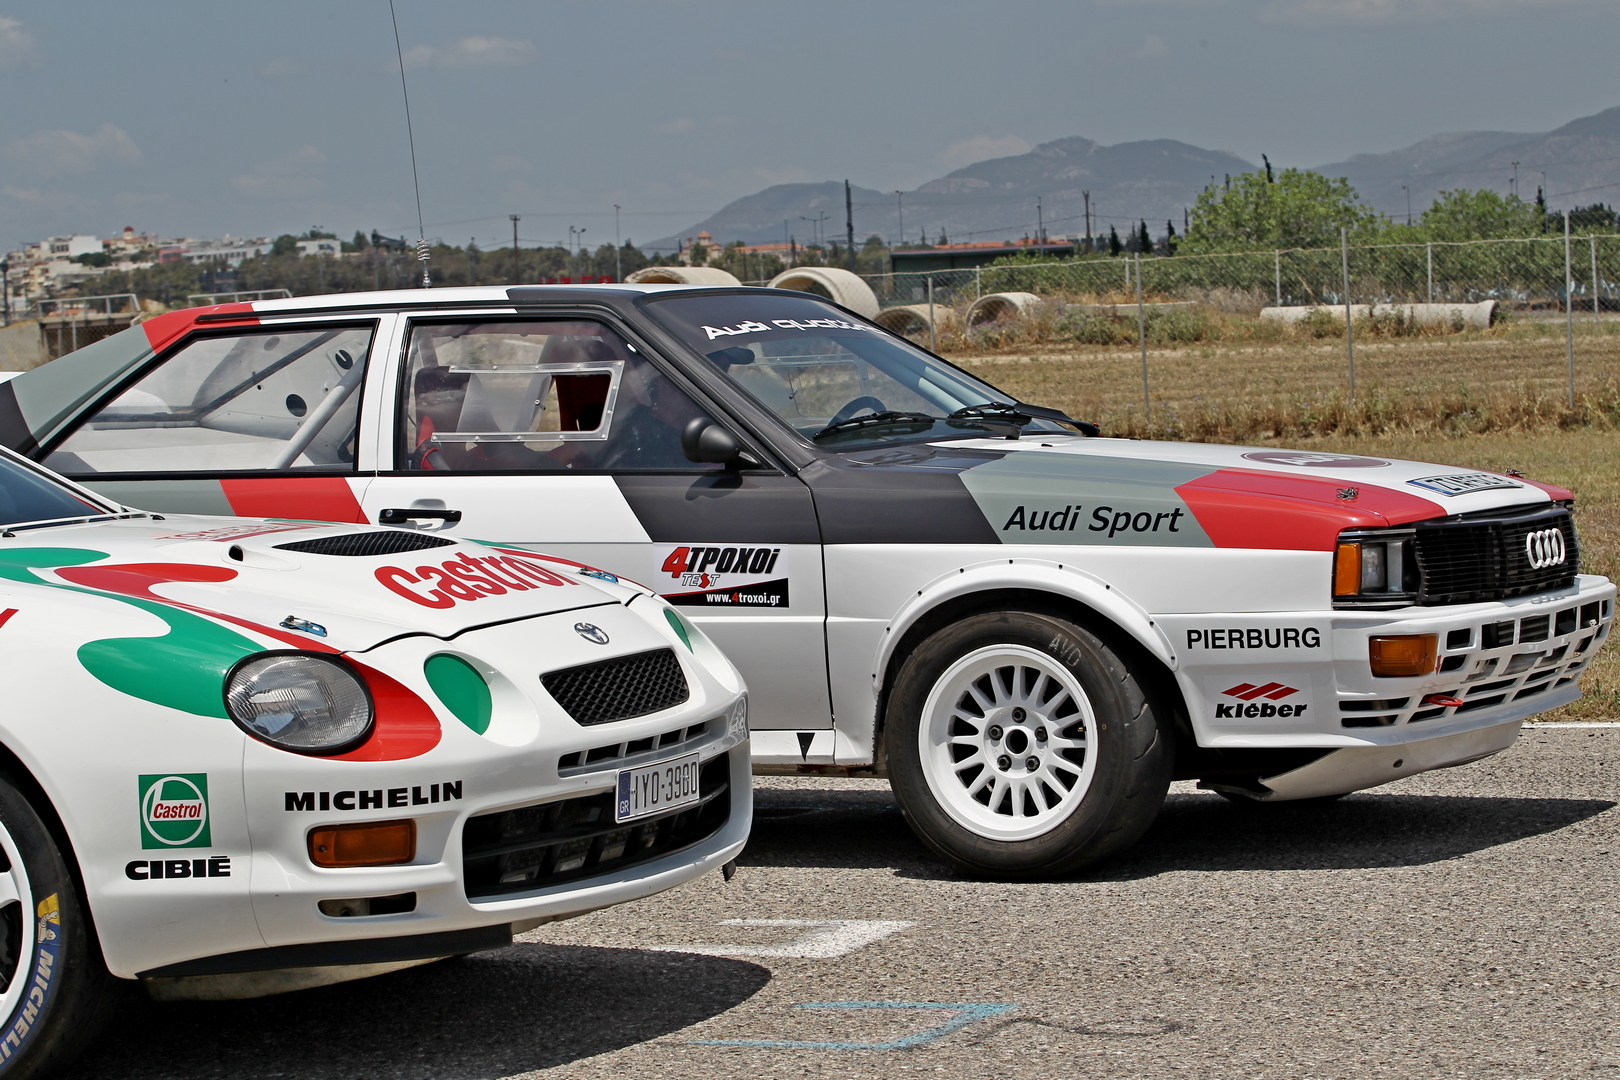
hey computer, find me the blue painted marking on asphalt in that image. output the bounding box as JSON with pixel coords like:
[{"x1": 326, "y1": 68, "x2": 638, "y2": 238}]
[{"x1": 694, "y1": 1001, "x2": 1019, "y2": 1051}]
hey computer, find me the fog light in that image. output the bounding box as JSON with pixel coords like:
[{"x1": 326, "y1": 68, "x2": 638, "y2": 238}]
[
  {"x1": 1369, "y1": 634, "x2": 1438, "y2": 677},
  {"x1": 309, "y1": 820, "x2": 416, "y2": 868}
]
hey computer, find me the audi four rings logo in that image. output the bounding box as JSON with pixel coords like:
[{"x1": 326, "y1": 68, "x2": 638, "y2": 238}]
[
  {"x1": 1525, "y1": 529, "x2": 1567, "y2": 570},
  {"x1": 573, "y1": 622, "x2": 610, "y2": 644}
]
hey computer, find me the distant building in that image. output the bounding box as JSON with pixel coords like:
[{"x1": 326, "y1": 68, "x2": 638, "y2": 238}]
[
  {"x1": 889, "y1": 239, "x2": 1081, "y2": 275},
  {"x1": 41, "y1": 235, "x2": 101, "y2": 260},
  {"x1": 295, "y1": 238, "x2": 341, "y2": 258},
  {"x1": 164, "y1": 236, "x2": 274, "y2": 266}
]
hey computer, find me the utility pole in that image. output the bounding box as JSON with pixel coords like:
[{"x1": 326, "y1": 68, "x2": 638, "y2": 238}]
[
  {"x1": 613, "y1": 205, "x2": 621, "y2": 282},
  {"x1": 895, "y1": 191, "x2": 903, "y2": 249},
  {"x1": 845, "y1": 179, "x2": 856, "y2": 272},
  {"x1": 1082, "y1": 191, "x2": 1091, "y2": 253},
  {"x1": 1402, "y1": 185, "x2": 1411, "y2": 225},
  {"x1": 1037, "y1": 196, "x2": 1044, "y2": 244},
  {"x1": 0, "y1": 258, "x2": 8, "y2": 326},
  {"x1": 510, "y1": 215, "x2": 521, "y2": 283},
  {"x1": 1511, "y1": 161, "x2": 1519, "y2": 198}
]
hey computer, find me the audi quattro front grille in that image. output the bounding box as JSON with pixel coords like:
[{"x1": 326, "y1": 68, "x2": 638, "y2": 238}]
[
  {"x1": 541, "y1": 647, "x2": 689, "y2": 725},
  {"x1": 1412, "y1": 504, "x2": 1578, "y2": 605},
  {"x1": 461, "y1": 750, "x2": 732, "y2": 898}
]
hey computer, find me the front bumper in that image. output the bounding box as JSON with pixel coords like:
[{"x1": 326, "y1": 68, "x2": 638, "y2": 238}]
[
  {"x1": 1161, "y1": 574, "x2": 1615, "y2": 749},
  {"x1": 92, "y1": 597, "x2": 751, "y2": 983},
  {"x1": 138, "y1": 737, "x2": 751, "y2": 983}
]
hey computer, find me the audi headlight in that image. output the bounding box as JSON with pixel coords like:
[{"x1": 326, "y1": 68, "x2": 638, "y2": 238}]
[
  {"x1": 225, "y1": 654, "x2": 374, "y2": 754},
  {"x1": 1333, "y1": 529, "x2": 1418, "y2": 608}
]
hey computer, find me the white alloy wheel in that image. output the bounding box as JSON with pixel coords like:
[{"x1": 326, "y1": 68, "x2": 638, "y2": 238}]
[
  {"x1": 918, "y1": 644, "x2": 1099, "y2": 841},
  {"x1": 0, "y1": 811, "x2": 34, "y2": 1031}
]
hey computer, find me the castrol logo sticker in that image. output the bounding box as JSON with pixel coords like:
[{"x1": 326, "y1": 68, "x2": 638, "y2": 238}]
[
  {"x1": 375, "y1": 552, "x2": 574, "y2": 609},
  {"x1": 139, "y1": 774, "x2": 211, "y2": 849}
]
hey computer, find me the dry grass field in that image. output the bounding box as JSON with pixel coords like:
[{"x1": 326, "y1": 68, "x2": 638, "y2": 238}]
[
  {"x1": 949, "y1": 318, "x2": 1620, "y2": 443},
  {"x1": 947, "y1": 331, "x2": 1620, "y2": 719}
]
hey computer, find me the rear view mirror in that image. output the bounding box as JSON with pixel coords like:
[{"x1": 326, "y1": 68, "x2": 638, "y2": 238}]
[{"x1": 681, "y1": 418, "x2": 758, "y2": 467}]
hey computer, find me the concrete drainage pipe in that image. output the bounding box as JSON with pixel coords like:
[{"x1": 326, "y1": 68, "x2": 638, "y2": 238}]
[
  {"x1": 625, "y1": 266, "x2": 742, "y2": 286},
  {"x1": 766, "y1": 267, "x2": 880, "y2": 319},
  {"x1": 966, "y1": 292, "x2": 1043, "y2": 327},
  {"x1": 1259, "y1": 301, "x2": 1497, "y2": 329},
  {"x1": 872, "y1": 304, "x2": 959, "y2": 337}
]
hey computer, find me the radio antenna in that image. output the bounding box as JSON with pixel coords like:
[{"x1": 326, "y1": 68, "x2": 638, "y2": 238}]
[{"x1": 388, "y1": 0, "x2": 431, "y2": 287}]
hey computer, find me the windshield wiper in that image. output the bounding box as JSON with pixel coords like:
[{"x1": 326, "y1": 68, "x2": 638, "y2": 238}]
[
  {"x1": 812, "y1": 411, "x2": 943, "y2": 441},
  {"x1": 950, "y1": 402, "x2": 1100, "y2": 437},
  {"x1": 0, "y1": 511, "x2": 145, "y2": 537}
]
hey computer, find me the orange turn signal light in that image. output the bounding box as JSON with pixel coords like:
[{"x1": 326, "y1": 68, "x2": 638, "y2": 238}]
[
  {"x1": 308, "y1": 820, "x2": 416, "y2": 868},
  {"x1": 1334, "y1": 542, "x2": 1362, "y2": 597},
  {"x1": 1369, "y1": 634, "x2": 1438, "y2": 678}
]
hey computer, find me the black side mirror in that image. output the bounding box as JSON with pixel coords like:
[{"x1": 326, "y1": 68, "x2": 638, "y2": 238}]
[{"x1": 681, "y1": 418, "x2": 758, "y2": 467}]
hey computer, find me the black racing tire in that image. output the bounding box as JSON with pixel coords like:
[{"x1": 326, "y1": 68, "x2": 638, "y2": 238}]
[
  {"x1": 885, "y1": 611, "x2": 1172, "y2": 880},
  {"x1": 0, "y1": 772, "x2": 119, "y2": 1080}
]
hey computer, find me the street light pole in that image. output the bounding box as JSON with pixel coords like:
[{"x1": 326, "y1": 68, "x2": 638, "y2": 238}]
[
  {"x1": 1402, "y1": 186, "x2": 1411, "y2": 225},
  {"x1": 613, "y1": 204, "x2": 622, "y2": 282},
  {"x1": 510, "y1": 215, "x2": 521, "y2": 283}
]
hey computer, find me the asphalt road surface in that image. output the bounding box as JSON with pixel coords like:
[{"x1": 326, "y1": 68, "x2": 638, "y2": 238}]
[{"x1": 65, "y1": 725, "x2": 1620, "y2": 1080}]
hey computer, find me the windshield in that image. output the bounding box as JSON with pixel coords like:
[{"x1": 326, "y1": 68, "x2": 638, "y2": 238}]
[
  {"x1": 644, "y1": 293, "x2": 1075, "y2": 449},
  {"x1": 0, "y1": 453, "x2": 108, "y2": 527}
]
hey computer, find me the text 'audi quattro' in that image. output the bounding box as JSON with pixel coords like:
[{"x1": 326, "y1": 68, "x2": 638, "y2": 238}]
[
  {"x1": 0, "y1": 444, "x2": 748, "y2": 1077},
  {"x1": 3, "y1": 282, "x2": 1610, "y2": 886}
]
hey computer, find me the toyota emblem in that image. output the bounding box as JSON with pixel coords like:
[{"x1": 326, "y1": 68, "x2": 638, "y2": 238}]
[
  {"x1": 1524, "y1": 528, "x2": 1567, "y2": 570},
  {"x1": 573, "y1": 622, "x2": 610, "y2": 645}
]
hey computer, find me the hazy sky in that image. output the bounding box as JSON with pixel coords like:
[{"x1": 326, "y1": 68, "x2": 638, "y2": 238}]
[{"x1": 0, "y1": 0, "x2": 1614, "y2": 253}]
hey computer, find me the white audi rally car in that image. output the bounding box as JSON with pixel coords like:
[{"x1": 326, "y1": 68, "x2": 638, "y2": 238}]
[
  {"x1": 3, "y1": 285, "x2": 1610, "y2": 885},
  {"x1": 0, "y1": 446, "x2": 747, "y2": 1078}
]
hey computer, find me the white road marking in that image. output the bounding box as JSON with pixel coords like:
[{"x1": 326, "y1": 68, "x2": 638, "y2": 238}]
[
  {"x1": 1524, "y1": 722, "x2": 1620, "y2": 728},
  {"x1": 651, "y1": 919, "x2": 914, "y2": 959}
]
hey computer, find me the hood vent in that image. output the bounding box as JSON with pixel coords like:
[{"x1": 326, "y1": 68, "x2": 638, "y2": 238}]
[{"x1": 276, "y1": 531, "x2": 456, "y2": 557}]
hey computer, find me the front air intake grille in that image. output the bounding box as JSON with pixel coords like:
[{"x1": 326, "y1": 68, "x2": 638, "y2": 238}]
[
  {"x1": 276, "y1": 531, "x2": 456, "y2": 557},
  {"x1": 541, "y1": 648, "x2": 688, "y2": 725},
  {"x1": 1412, "y1": 504, "x2": 1579, "y2": 605},
  {"x1": 462, "y1": 751, "x2": 731, "y2": 898}
]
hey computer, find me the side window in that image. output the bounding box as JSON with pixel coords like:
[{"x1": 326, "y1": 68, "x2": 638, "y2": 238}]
[
  {"x1": 45, "y1": 325, "x2": 374, "y2": 476},
  {"x1": 400, "y1": 320, "x2": 721, "y2": 472}
]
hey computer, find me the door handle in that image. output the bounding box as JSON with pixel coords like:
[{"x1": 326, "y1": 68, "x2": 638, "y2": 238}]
[{"x1": 378, "y1": 508, "x2": 463, "y2": 525}]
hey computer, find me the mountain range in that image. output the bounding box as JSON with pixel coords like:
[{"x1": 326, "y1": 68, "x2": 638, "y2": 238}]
[
  {"x1": 1318, "y1": 105, "x2": 1620, "y2": 223},
  {"x1": 649, "y1": 106, "x2": 1620, "y2": 252}
]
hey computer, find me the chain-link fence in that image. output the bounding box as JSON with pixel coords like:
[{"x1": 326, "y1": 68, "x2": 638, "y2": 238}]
[
  {"x1": 860, "y1": 234, "x2": 1620, "y2": 317},
  {"x1": 843, "y1": 231, "x2": 1620, "y2": 440}
]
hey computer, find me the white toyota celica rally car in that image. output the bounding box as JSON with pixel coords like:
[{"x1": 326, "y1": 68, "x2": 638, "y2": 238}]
[
  {"x1": 0, "y1": 446, "x2": 747, "y2": 1078},
  {"x1": 3, "y1": 285, "x2": 1611, "y2": 885}
]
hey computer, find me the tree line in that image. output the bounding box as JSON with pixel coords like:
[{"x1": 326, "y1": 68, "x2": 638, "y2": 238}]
[{"x1": 72, "y1": 168, "x2": 1620, "y2": 306}]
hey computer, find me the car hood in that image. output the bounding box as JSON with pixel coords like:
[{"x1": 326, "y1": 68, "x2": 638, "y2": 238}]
[
  {"x1": 939, "y1": 436, "x2": 1567, "y2": 552},
  {"x1": 0, "y1": 515, "x2": 640, "y2": 652}
]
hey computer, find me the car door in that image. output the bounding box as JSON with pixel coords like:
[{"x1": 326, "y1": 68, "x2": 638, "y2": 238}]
[
  {"x1": 359, "y1": 312, "x2": 832, "y2": 733},
  {"x1": 38, "y1": 314, "x2": 392, "y2": 522}
]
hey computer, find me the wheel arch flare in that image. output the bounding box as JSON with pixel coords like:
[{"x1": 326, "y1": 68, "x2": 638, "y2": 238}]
[{"x1": 870, "y1": 560, "x2": 1181, "y2": 751}]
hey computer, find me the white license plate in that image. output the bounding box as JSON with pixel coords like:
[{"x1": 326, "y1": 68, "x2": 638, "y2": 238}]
[{"x1": 616, "y1": 753, "x2": 703, "y2": 823}]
